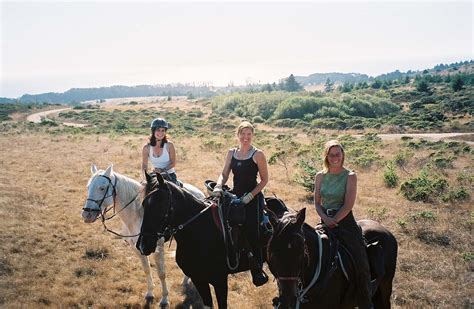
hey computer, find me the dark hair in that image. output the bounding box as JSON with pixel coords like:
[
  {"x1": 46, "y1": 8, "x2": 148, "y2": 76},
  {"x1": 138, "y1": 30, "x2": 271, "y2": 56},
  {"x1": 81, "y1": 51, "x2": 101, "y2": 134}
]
[{"x1": 149, "y1": 128, "x2": 168, "y2": 148}]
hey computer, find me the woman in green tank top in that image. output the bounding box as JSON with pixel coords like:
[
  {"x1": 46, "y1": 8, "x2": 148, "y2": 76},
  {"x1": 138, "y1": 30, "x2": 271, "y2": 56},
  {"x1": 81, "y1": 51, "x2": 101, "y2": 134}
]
[{"x1": 313, "y1": 140, "x2": 373, "y2": 309}]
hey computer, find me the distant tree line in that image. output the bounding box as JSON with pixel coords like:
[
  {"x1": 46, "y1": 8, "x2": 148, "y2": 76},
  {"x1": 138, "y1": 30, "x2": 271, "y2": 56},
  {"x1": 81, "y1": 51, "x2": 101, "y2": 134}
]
[{"x1": 13, "y1": 84, "x2": 216, "y2": 104}]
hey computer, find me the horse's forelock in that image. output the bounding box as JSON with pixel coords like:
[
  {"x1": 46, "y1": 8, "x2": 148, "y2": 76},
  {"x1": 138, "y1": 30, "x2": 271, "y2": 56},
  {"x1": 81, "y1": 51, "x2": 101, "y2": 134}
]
[{"x1": 275, "y1": 212, "x2": 302, "y2": 238}]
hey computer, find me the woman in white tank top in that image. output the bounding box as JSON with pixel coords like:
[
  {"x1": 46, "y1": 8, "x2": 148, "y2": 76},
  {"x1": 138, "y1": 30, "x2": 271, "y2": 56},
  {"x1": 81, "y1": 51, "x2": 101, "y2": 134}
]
[{"x1": 142, "y1": 118, "x2": 178, "y2": 184}]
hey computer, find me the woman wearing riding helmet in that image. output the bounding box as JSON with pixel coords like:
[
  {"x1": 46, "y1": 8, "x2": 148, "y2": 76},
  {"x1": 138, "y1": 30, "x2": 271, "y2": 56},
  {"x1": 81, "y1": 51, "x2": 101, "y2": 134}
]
[{"x1": 142, "y1": 117, "x2": 179, "y2": 184}]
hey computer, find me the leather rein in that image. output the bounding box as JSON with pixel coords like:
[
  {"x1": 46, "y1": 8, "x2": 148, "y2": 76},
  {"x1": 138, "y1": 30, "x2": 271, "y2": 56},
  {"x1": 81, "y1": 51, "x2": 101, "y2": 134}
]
[{"x1": 143, "y1": 183, "x2": 214, "y2": 242}]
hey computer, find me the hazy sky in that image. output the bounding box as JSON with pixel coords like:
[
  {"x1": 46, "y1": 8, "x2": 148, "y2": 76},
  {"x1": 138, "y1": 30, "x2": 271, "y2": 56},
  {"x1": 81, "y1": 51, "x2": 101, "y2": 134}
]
[{"x1": 1, "y1": 0, "x2": 472, "y2": 97}]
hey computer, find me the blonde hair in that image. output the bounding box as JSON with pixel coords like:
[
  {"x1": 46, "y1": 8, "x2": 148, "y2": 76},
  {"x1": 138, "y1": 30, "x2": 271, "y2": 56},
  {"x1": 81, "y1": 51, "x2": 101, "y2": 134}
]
[
  {"x1": 322, "y1": 139, "x2": 345, "y2": 172},
  {"x1": 236, "y1": 121, "x2": 255, "y2": 136}
]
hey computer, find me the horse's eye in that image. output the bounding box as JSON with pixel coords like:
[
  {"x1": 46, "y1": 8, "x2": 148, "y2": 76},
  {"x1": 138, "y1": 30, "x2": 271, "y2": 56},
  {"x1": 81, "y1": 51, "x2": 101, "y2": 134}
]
[{"x1": 99, "y1": 187, "x2": 105, "y2": 191}]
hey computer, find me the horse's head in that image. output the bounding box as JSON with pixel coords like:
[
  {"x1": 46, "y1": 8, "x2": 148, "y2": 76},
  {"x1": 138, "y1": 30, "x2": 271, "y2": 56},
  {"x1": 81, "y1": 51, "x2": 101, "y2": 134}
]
[
  {"x1": 267, "y1": 208, "x2": 307, "y2": 309},
  {"x1": 82, "y1": 164, "x2": 117, "y2": 223},
  {"x1": 136, "y1": 171, "x2": 172, "y2": 256}
]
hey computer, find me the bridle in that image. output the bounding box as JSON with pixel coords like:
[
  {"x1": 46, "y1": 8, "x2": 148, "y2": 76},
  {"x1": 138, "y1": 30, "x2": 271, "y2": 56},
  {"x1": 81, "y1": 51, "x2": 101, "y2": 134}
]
[
  {"x1": 267, "y1": 227, "x2": 309, "y2": 283},
  {"x1": 267, "y1": 221, "x2": 325, "y2": 308},
  {"x1": 83, "y1": 174, "x2": 117, "y2": 217},
  {"x1": 83, "y1": 173, "x2": 142, "y2": 237}
]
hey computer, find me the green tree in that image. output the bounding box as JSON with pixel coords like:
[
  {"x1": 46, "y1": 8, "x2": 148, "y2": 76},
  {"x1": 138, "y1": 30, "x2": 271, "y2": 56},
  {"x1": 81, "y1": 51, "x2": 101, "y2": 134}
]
[
  {"x1": 324, "y1": 78, "x2": 334, "y2": 92},
  {"x1": 451, "y1": 75, "x2": 464, "y2": 92},
  {"x1": 284, "y1": 74, "x2": 303, "y2": 92},
  {"x1": 416, "y1": 80, "x2": 431, "y2": 93},
  {"x1": 339, "y1": 82, "x2": 353, "y2": 93},
  {"x1": 261, "y1": 83, "x2": 273, "y2": 92},
  {"x1": 371, "y1": 79, "x2": 382, "y2": 89}
]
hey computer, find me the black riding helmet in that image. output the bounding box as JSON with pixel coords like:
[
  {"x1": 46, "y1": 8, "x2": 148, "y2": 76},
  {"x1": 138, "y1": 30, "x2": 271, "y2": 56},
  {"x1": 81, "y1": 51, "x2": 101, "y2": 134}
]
[{"x1": 150, "y1": 118, "x2": 170, "y2": 129}]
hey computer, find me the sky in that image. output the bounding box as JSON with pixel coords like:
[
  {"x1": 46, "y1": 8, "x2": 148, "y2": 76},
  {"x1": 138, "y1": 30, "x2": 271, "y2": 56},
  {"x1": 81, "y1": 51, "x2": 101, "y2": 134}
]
[{"x1": 1, "y1": 0, "x2": 472, "y2": 98}]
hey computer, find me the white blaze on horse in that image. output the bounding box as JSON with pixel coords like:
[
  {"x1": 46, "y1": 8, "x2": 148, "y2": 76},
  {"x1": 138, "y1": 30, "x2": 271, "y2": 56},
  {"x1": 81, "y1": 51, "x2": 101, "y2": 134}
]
[{"x1": 82, "y1": 164, "x2": 204, "y2": 306}]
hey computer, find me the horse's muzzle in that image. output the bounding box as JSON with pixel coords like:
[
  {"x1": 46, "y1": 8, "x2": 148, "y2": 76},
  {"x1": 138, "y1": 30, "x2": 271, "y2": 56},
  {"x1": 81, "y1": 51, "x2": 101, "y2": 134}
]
[
  {"x1": 82, "y1": 210, "x2": 99, "y2": 223},
  {"x1": 136, "y1": 234, "x2": 157, "y2": 256}
]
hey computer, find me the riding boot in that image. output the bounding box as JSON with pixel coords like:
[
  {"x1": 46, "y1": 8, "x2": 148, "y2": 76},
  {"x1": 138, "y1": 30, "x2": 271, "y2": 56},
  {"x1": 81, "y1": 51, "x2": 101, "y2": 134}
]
[{"x1": 247, "y1": 251, "x2": 268, "y2": 287}]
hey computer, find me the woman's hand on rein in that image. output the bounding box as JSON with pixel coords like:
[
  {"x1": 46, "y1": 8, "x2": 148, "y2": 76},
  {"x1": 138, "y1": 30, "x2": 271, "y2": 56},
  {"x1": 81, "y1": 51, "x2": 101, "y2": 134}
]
[{"x1": 323, "y1": 216, "x2": 339, "y2": 229}]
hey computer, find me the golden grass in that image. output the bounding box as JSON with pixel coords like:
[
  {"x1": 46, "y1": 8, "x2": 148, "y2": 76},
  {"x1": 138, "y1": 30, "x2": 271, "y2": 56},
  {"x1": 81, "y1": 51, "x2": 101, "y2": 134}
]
[{"x1": 0, "y1": 118, "x2": 472, "y2": 307}]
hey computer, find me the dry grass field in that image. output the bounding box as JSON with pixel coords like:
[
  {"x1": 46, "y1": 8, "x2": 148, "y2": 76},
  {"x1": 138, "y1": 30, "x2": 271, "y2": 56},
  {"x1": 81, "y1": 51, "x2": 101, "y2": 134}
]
[{"x1": 0, "y1": 100, "x2": 472, "y2": 308}]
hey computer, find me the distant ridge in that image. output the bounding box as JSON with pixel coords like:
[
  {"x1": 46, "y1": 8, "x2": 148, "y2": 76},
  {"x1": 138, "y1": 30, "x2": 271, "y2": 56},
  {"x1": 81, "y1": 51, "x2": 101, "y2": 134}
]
[
  {"x1": 294, "y1": 72, "x2": 370, "y2": 86},
  {"x1": 8, "y1": 84, "x2": 215, "y2": 105},
  {"x1": 295, "y1": 60, "x2": 473, "y2": 86},
  {"x1": 1, "y1": 59, "x2": 472, "y2": 104}
]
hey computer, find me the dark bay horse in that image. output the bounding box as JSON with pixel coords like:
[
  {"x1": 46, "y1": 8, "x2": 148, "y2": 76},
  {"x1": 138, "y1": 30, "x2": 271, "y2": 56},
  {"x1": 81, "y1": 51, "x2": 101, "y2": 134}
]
[
  {"x1": 267, "y1": 208, "x2": 397, "y2": 309},
  {"x1": 136, "y1": 172, "x2": 278, "y2": 308}
]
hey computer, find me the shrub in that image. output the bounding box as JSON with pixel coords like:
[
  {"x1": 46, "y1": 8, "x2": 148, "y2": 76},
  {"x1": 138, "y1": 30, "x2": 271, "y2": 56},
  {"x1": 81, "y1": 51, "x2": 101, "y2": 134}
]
[
  {"x1": 393, "y1": 149, "x2": 414, "y2": 167},
  {"x1": 410, "y1": 210, "x2": 436, "y2": 222},
  {"x1": 296, "y1": 159, "x2": 318, "y2": 192},
  {"x1": 367, "y1": 207, "x2": 388, "y2": 221},
  {"x1": 83, "y1": 248, "x2": 109, "y2": 260},
  {"x1": 400, "y1": 172, "x2": 448, "y2": 202},
  {"x1": 431, "y1": 155, "x2": 454, "y2": 169},
  {"x1": 383, "y1": 162, "x2": 399, "y2": 188},
  {"x1": 347, "y1": 145, "x2": 381, "y2": 168},
  {"x1": 442, "y1": 187, "x2": 470, "y2": 202},
  {"x1": 461, "y1": 252, "x2": 473, "y2": 262},
  {"x1": 200, "y1": 139, "x2": 223, "y2": 152}
]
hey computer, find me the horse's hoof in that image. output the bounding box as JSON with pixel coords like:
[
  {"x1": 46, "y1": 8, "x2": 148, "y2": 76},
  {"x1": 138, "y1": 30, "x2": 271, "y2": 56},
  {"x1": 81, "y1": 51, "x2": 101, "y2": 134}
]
[
  {"x1": 145, "y1": 296, "x2": 154, "y2": 304},
  {"x1": 272, "y1": 297, "x2": 280, "y2": 307},
  {"x1": 159, "y1": 300, "x2": 170, "y2": 309}
]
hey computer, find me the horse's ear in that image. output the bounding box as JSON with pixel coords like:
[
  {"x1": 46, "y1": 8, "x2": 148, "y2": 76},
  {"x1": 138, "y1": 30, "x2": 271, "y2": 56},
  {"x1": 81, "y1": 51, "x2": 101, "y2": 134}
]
[
  {"x1": 144, "y1": 170, "x2": 153, "y2": 184},
  {"x1": 267, "y1": 209, "x2": 279, "y2": 228},
  {"x1": 156, "y1": 173, "x2": 165, "y2": 187},
  {"x1": 91, "y1": 164, "x2": 98, "y2": 174},
  {"x1": 104, "y1": 164, "x2": 113, "y2": 177},
  {"x1": 295, "y1": 208, "x2": 306, "y2": 228},
  {"x1": 144, "y1": 170, "x2": 159, "y2": 191}
]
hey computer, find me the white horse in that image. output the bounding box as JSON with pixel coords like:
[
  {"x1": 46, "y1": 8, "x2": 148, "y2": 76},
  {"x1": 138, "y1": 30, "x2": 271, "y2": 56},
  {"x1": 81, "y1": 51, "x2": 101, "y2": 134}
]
[{"x1": 82, "y1": 164, "x2": 204, "y2": 306}]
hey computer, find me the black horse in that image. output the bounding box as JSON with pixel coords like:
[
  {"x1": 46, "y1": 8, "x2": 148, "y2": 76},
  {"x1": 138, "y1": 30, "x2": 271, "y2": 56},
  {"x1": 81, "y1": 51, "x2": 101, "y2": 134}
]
[
  {"x1": 267, "y1": 208, "x2": 398, "y2": 309},
  {"x1": 136, "y1": 172, "x2": 283, "y2": 308}
]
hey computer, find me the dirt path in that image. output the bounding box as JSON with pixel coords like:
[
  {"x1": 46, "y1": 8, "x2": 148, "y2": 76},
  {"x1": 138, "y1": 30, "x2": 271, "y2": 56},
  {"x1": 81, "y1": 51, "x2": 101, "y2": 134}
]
[
  {"x1": 26, "y1": 107, "x2": 89, "y2": 127},
  {"x1": 26, "y1": 107, "x2": 71, "y2": 123},
  {"x1": 355, "y1": 132, "x2": 473, "y2": 145}
]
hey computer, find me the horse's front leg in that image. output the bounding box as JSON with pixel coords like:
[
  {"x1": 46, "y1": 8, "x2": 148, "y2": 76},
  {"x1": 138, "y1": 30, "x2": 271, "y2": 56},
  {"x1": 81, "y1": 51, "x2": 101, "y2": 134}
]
[
  {"x1": 153, "y1": 237, "x2": 170, "y2": 307},
  {"x1": 212, "y1": 275, "x2": 228, "y2": 309},
  {"x1": 133, "y1": 248, "x2": 156, "y2": 301}
]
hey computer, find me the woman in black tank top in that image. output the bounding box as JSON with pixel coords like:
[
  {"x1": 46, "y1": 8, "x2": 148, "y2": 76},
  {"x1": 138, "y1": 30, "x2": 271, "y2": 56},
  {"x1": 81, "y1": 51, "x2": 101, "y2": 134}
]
[{"x1": 212, "y1": 121, "x2": 269, "y2": 287}]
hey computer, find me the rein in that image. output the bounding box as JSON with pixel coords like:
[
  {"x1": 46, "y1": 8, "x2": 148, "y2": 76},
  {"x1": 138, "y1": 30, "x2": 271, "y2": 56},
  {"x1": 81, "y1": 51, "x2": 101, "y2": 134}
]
[
  {"x1": 296, "y1": 229, "x2": 323, "y2": 307},
  {"x1": 150, "y1": 184, "x2": 214, "y2": 241},
  {"x1": 167, "y1": 199, "x2": 214, "y2": 240}
]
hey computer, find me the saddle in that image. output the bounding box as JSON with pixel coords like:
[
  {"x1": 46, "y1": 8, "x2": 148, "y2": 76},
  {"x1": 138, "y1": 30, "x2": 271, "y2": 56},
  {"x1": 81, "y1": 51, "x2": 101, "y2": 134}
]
[
  {"x1": 204, "y1": 180, "x2": 278, "y2": 271},
  {"x1": 204, "y1": 180, "x2": 248, "y2": 270},
  {"x1": 314, "y1": 224, "x2": 385, "y2": 297}
]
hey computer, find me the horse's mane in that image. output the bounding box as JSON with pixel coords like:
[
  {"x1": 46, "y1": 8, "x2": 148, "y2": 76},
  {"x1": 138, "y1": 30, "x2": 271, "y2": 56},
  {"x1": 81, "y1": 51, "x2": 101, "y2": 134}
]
[
  {"x1": 274, "y1": 210, "x2": 316, "y2": 241},
  {"x1": 91, "y1": 170, "x2": 145, "y2": 209},
  {"x1": 115, "y1": 172, "x2": 145, "y2": 203},
  {"x1": 166, "y1": 180, "x2": 206, "y2": 206},
  {"x1": 274, "y1": 211, "x2": 299, "y2": 237}
]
